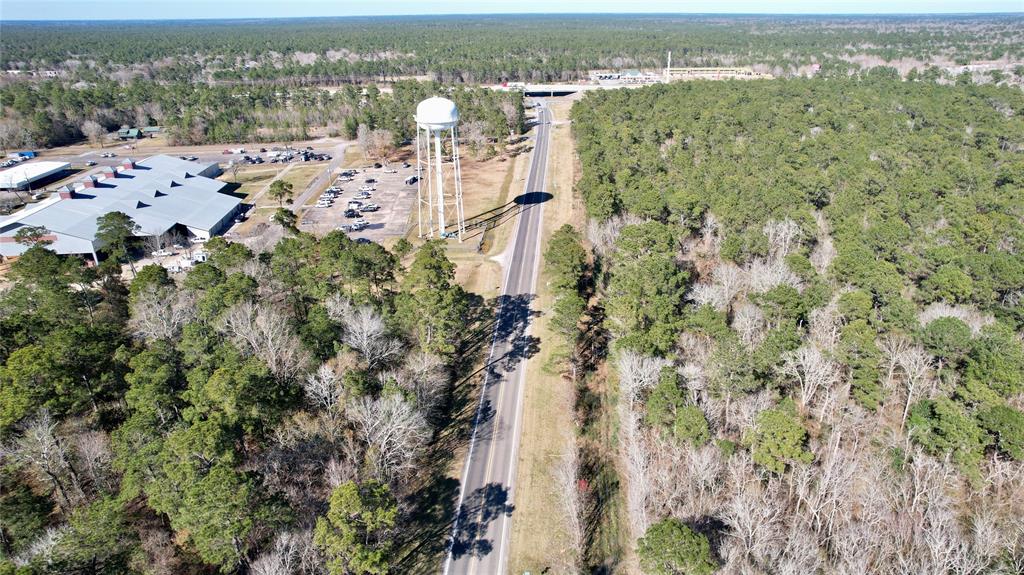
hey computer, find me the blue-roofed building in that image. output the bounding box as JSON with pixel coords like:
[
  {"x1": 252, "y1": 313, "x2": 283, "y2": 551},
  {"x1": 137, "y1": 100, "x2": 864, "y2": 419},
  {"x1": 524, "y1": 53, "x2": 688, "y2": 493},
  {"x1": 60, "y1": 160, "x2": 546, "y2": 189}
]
[{"x1": 0, "y1": 155, "x2": 238, "y2": 263}]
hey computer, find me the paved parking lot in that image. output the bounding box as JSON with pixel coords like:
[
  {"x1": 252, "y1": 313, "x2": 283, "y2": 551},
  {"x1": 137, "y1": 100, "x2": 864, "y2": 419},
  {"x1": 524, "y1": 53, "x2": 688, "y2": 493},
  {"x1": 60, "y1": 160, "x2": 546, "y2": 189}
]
[{"x1": 299, "y1": 163, "x2": 418, "y2": 242}]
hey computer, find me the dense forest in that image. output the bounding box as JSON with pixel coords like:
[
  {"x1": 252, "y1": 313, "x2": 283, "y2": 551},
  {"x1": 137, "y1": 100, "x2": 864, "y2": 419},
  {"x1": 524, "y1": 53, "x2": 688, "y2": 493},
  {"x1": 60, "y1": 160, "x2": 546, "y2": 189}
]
[
  {"x1": 563, "y1": 75, "x2": 1024, "y2": 572},
  {"x1": 2, "y1": 15, "x2": 1023, "y2": 84},
  {"x1": 0, "y1": 79, "x2": 524, "y2": 149},
  {"x1": 0, "y1": 227, "x2": 486, "y2": 573}
]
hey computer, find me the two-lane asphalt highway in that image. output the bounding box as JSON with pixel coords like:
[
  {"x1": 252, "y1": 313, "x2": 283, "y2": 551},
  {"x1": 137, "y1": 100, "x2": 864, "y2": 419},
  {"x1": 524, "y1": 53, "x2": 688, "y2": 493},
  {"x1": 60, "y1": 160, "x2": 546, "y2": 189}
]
[{"x1": 443, "y1": 101, "x2": 552, "y2": 575}]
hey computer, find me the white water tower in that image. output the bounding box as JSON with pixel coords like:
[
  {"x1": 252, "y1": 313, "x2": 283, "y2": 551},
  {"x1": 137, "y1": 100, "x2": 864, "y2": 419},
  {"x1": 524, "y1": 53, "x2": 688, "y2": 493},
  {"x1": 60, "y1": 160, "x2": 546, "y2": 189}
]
[{"x1": 415, "y1": 96, "x2": 465, "y2": 241}]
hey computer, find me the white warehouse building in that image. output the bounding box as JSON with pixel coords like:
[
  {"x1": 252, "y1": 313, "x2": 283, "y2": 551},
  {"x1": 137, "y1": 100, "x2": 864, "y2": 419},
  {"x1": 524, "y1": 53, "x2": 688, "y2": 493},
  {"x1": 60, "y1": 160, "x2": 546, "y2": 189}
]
[
  {"x1": 0, "y1": 160, "x2": 72, "y2": 190},
  {"x1": 0, "y1": 155, "x2": 239, "y2": 263}
]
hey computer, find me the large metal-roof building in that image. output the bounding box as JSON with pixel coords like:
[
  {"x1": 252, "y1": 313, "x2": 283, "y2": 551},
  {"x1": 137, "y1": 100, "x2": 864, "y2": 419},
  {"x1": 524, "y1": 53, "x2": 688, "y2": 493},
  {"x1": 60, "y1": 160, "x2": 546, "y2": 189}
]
[
  {"x1": 0, "y1": 160, "x2": 72, "y2": 190},
  {"x1": 0, "y1": 155, "x2": 239, "y2": 262}
]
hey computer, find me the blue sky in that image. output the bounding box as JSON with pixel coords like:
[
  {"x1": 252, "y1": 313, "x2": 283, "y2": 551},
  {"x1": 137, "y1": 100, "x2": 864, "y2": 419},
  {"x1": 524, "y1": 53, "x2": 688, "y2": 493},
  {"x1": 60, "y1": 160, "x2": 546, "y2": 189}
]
[{"x1": 1, "y1": 0, "x2": 1021, "y2": 20}]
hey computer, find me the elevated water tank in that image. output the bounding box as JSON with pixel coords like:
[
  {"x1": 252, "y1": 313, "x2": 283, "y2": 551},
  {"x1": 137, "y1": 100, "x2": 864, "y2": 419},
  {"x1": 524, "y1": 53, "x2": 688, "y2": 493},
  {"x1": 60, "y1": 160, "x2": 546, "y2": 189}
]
[{"x1": 415, "y1": 97, "x2": 459, "y2": 131}]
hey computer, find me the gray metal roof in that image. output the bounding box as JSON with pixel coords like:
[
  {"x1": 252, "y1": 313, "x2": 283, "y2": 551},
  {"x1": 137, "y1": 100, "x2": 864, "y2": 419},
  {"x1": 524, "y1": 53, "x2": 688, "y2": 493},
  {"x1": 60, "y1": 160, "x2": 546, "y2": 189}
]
[{"x1": 0, "y1": 155, "x2": 238, "y2": 241}]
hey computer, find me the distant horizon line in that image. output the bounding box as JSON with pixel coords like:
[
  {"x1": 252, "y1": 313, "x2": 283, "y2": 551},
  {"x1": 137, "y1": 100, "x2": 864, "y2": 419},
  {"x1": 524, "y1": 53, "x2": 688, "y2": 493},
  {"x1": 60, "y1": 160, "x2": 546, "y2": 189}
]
[{"x1": 3, "y1": 11, "x2": 1023, "y2": 23}]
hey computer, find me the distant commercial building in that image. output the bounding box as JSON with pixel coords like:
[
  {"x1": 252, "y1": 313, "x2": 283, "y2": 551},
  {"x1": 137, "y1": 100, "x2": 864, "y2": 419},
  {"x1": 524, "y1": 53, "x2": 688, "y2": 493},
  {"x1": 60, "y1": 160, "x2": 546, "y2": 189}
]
[
  {"x1": 117, "y1": 128, "x2": 141, "y2": 140},
  {"x1": 589, "y1": 70, "x2": 662, "y2": 85},
  {"x1": 0, "y1": 155, "x2": 238, "y2": 263},
  {"x1": 0, "y1": 161, "x2": 72, "y2": 191}
]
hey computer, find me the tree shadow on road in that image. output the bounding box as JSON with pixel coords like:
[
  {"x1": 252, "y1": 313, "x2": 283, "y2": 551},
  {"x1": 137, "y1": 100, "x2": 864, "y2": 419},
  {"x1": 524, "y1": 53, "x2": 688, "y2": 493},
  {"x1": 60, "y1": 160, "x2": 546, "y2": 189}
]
[{"x1": 448, "y1": 482, "x2": 514, "y2": 561}]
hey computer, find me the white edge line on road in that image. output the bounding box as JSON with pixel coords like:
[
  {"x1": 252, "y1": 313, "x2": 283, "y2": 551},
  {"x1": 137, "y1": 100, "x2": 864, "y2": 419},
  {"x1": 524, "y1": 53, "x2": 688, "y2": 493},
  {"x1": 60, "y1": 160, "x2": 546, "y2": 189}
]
[
  {"x1": 496, "y1": 100, "x2": 551, "y2": 574},
  {"x1": 442, "y1": 101, "x2": 544, "y2": 575}
]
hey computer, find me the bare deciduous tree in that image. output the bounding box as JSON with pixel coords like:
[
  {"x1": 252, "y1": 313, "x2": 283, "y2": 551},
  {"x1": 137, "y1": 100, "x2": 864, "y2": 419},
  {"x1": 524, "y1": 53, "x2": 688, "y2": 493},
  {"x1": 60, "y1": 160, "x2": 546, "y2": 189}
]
[
  {"x1": 462, "y1": 120, "x2": 489, "y2": 156},
  {"x1": 586, "y1": 213, "x2": 644, "y2": 260},
  {"x1": 81, "y1": 120, "x2": 105, "y2": 148},
  {"x1": 778, "y1": 345, "x2": 842, "y2": 417},
  {"x1": 356, "y1": 126, "x2": 395, "y2": 164},
  {"x1": 143, "y1": 232, "x2": 172, "y2": 256},
  {"x1": 251, "y1": 529, "x2": 323, "y2": 575},
  {"x1": 356, "y1": 124, "x2": 371, "y2": 157},
  {"x1": 1, "y1": 411, "x2": 82, "y2": 509},
  {"x1": 698, "y1": 213, "x2": 721, "y2": 257},
  {"x1": 720, "y1": 465, "x2": 786, "y2": 571},
  {"x1": 326, "y1": 296, "x2": 403, "y2": 371},
  {"x1": 302, "y1": 363, "x2": 344, "y2": 416},
  {"x1": 615, "y1": 351, "x2": 668, "y2": 538},
  {"x1": 348, "y1": 395, "x2": 429, "y2": 481},
  {"x1": 896, "y1": 345, "x2": 933, "y2": 430},
  {"x1": 733, "y1": 302, "x2": 766, "y2": 348},
  {"x1": 380, "y1": 351, "x2": 448, "y2": 421},
  {"x1": 500, "y1": 98, "x2": 520, "y2": 138},
  {"x1": 690, "y1": 262, "x2": 745, "y2": 312},
  {"x1": 74, "y1": 430, "x2": 113, "y2": 495},
  {"x1": 552, "y1": 434, "x2": 584, "y2": 569},
  {"x1": 219, "y1": 301, "x2": 310, "y2": 381},
  {"x1": 0, "y1": 118, "x2": 33, "y2": 154},
  {"x1": 648, "y1": 436, "x2": 726, "y2": 520},
  {"x1": 129, "y1": 285, "x2": 196, "y2": 342},
  {"x1": 745, "y1": 258, "x2": 803, "y2": 295},
  {"x1": 809, "y1": 296, "x2": 842, "y2": 351},
  {"x1": 879, "y1": 333, "x2": 912, "y2": 391},
  {"x1": 763, "y1": 219, "x2": 802, "y2": 261},
  {"x1": 11, "y1": 527, "x2": 64, "y2": 567},
  {"x1": 918, "y1": 302, "x2": 994, "y2": 336}
]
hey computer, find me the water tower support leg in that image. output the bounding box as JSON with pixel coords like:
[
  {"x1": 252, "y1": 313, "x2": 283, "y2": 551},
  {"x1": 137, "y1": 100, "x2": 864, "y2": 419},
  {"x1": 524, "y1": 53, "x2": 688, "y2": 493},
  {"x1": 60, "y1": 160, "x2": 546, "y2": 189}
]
[{"x1": 435, "y1": 130, "x2": 446, "y2": 236}]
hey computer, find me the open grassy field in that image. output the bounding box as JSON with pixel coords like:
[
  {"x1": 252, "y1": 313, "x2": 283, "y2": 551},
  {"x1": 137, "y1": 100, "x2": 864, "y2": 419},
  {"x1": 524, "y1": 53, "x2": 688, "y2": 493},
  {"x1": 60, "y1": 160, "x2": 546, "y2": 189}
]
[
  {"x1": 221, "y1": 163, "x2": 325, "y2": 237},
  {"x1": 222, "y1": 166, "x2": 279, "y2": 201}
]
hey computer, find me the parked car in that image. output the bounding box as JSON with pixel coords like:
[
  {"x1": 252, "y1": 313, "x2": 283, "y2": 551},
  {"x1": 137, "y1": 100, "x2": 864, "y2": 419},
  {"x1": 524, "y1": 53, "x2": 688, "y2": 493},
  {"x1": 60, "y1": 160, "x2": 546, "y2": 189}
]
[
  {"x1": 344, "y1": 209, "x2": 359, "y2": 218},
  {"x1": 358, "y1": 185, "x2": 375, "y2": 192},
  {"x1": 359, "y1": 203, "x2": 380, "y2": 212},
  {"x1": 354, "y1": 192, "x2": 371, "y2": 200},
  {"x1": 353, "y1": 218, "x2": 368, "y2": 227},
  {"x1": 402, "y1": 162, "x2": 411, "y2": 168},
  {"x1": 364, "y1": 178, "x2": 377, "y2": 184},
  {"x1": 85, "y1": 160, "x2": 97, "y2": 166},
  {"x1": 383, "y1": 168, "x2": 398, "y2": 174},
  {"x1": 373, "y1": 163, "x2": 383, "y2": 169}
]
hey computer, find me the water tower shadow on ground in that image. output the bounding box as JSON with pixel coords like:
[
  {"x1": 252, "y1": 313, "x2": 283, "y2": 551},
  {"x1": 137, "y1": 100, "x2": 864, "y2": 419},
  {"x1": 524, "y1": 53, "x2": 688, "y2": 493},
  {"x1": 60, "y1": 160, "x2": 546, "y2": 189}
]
[{"x1": 415, "y1": 96, "x2": 465, "y2": 242}]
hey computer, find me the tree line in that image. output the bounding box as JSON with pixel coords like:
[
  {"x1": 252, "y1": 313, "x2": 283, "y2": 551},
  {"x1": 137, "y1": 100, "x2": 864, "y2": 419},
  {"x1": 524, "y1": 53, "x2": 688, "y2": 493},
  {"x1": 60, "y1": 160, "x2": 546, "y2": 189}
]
[
  {"x1": 0, "y1": 79, "x2": 524, "y2": 150},
  {"x1": 0, "y1": 219, "x2": 487, "y2": 573},
  {"x1": 562, "y1": 74, "x2": 1024, "y2": 572},
  {"x1": 3, "y1": 15, "x2": 1021, "y2": 85}
]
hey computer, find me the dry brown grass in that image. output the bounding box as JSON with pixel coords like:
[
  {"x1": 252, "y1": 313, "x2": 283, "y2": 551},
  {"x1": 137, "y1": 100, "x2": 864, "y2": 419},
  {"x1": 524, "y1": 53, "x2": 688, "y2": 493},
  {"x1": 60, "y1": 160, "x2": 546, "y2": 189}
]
[
  {"x1": 508, "y1": 96, "x2": 590, "y2": 574},
  {"x1": 223, "y1": 164, "x2": 324, "y2": 236},
  {"x1": 221, "y1": 166, "x2": 279, "y2": 201}
]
